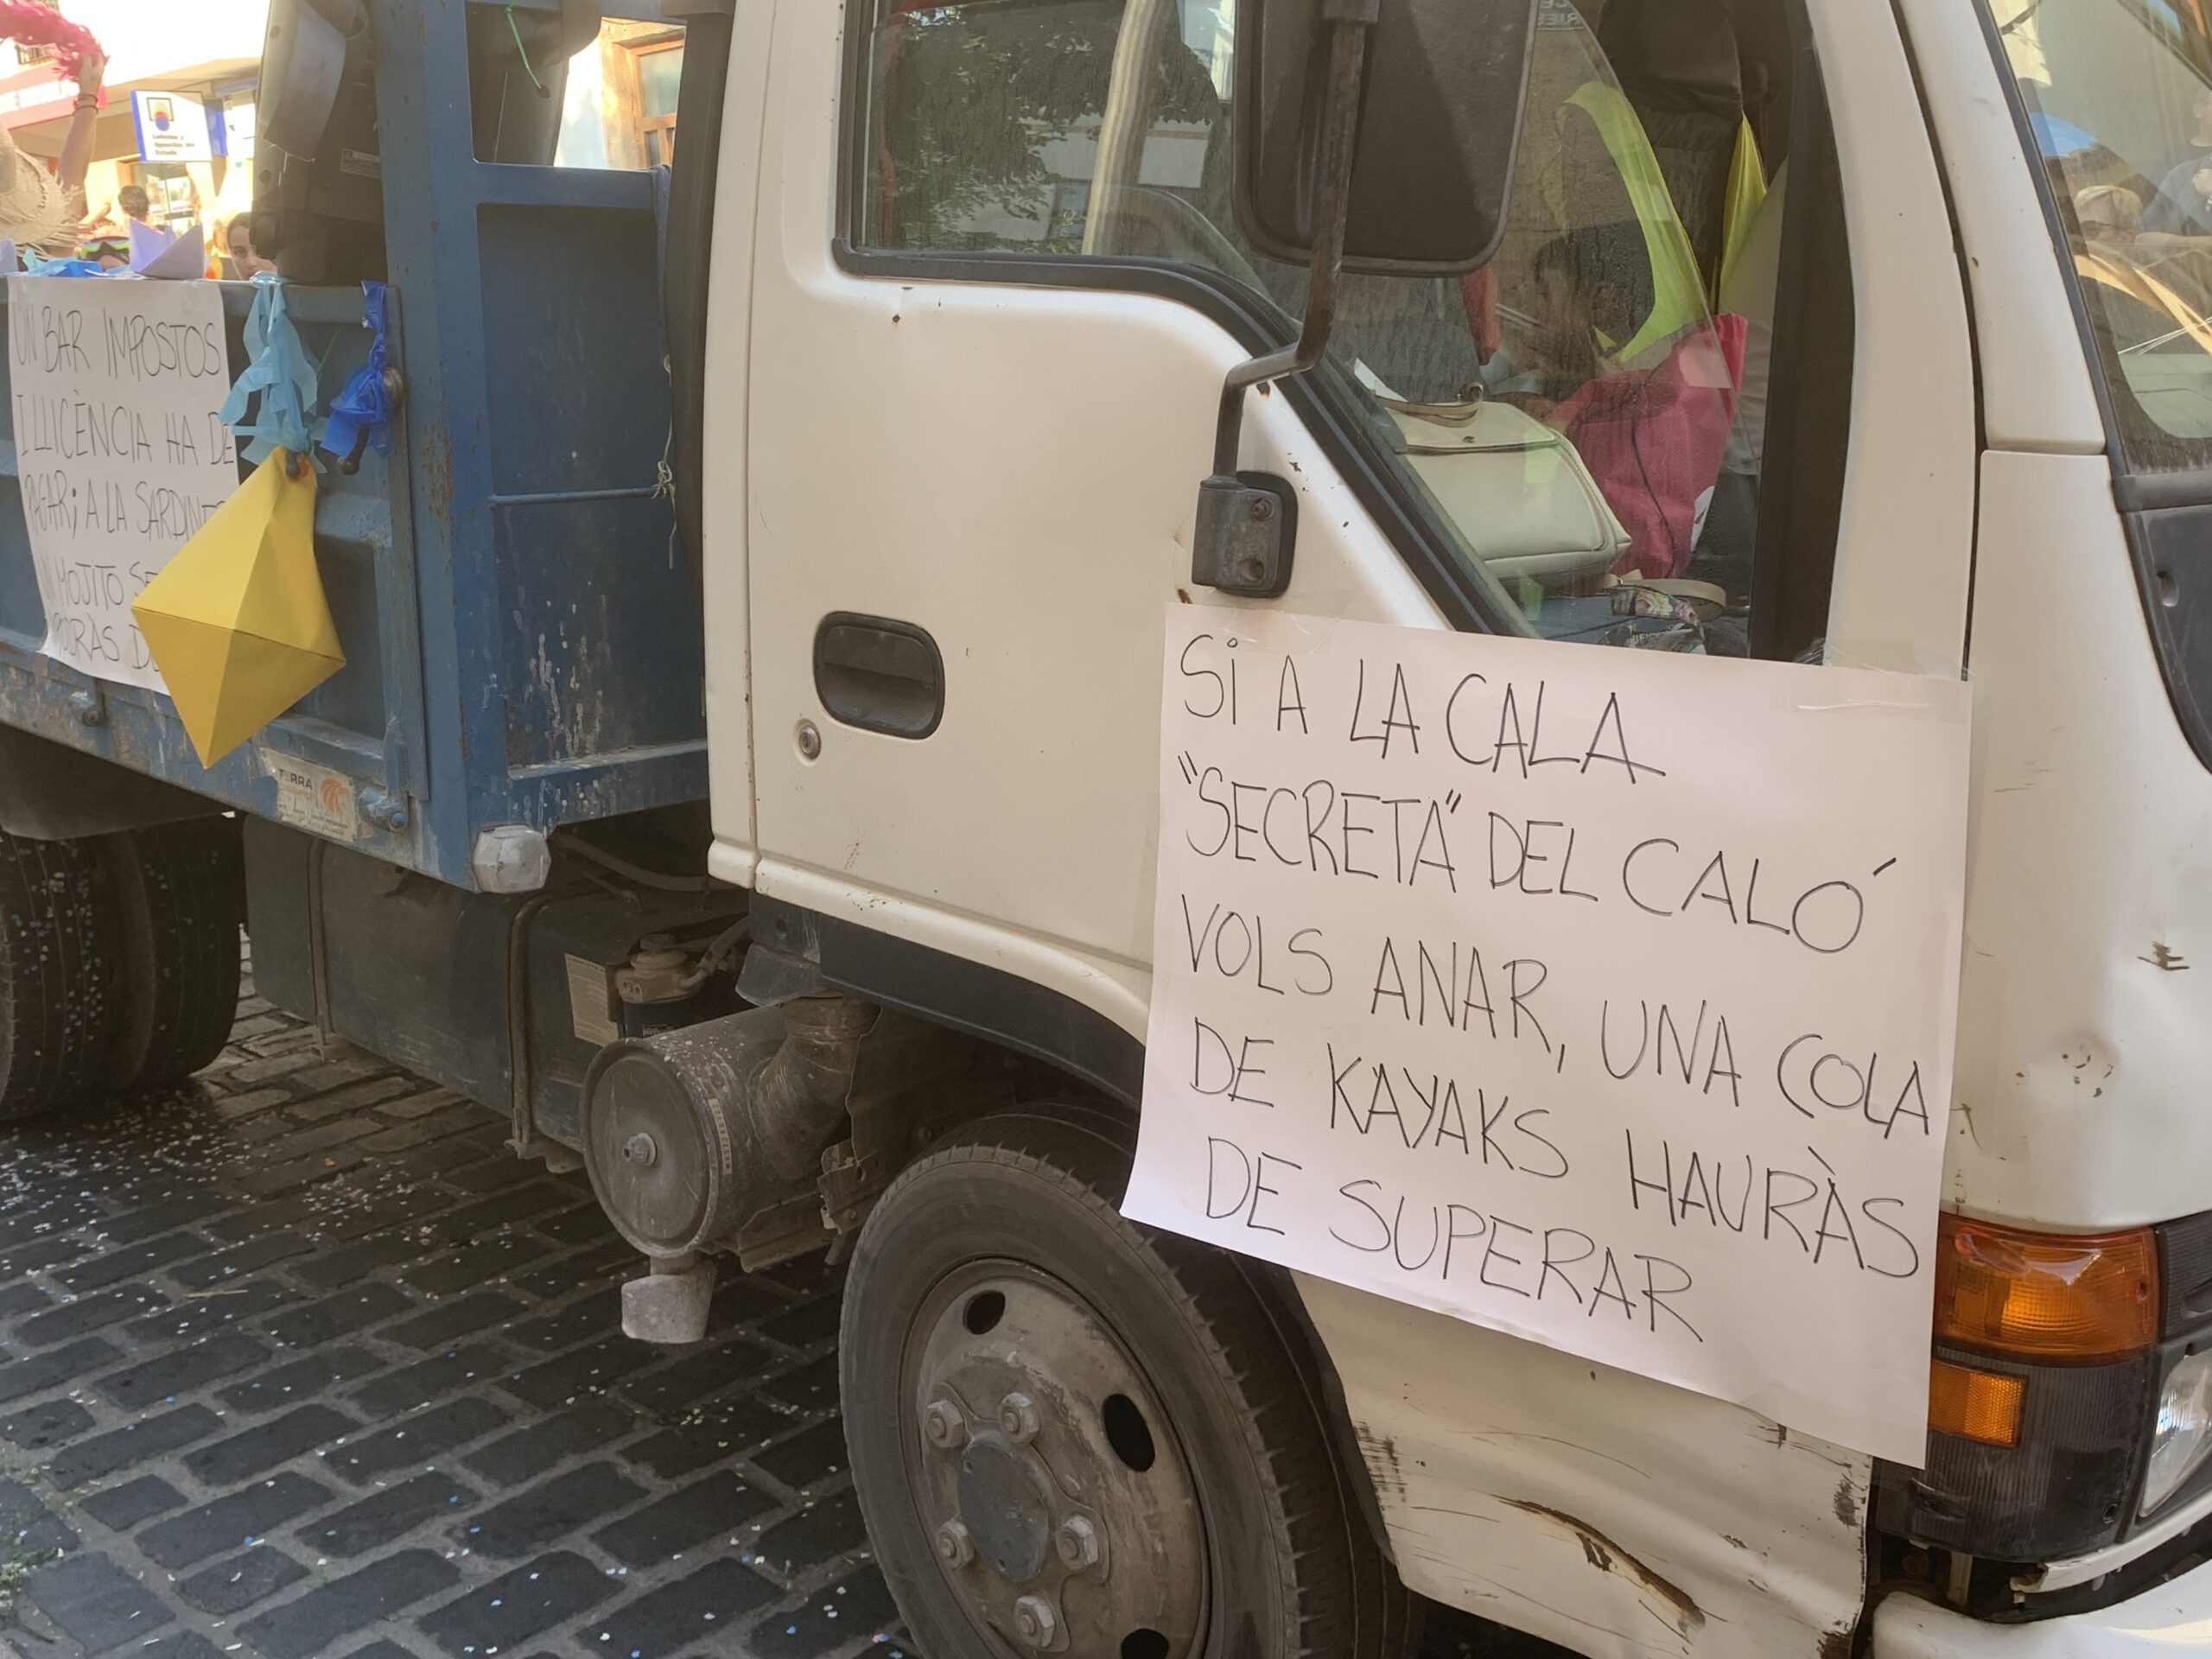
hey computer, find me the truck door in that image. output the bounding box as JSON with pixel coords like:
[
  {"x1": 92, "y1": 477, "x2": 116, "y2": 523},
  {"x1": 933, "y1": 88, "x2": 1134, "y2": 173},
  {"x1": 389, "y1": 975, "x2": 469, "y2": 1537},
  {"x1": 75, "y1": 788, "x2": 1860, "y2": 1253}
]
[
  {"x1": 733, "y1": 0, "x2": 1975, "y2": 1650},
  {"x1": 736, "y1": 0, "x2": 1455, "y2": 1037}
]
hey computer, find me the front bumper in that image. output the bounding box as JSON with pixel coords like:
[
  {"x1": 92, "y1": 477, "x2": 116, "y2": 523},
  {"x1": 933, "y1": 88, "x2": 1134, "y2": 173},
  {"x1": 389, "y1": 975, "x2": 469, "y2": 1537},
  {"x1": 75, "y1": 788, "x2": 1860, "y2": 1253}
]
[{"x1": 1873, "y1": 1560, "x2": 2212, "y2": 1656}]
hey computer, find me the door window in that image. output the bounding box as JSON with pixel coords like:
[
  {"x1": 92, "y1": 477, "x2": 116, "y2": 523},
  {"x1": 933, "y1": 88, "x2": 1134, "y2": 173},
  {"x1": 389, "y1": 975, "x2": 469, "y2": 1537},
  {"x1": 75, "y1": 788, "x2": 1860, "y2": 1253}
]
[
  {"x1": 634, "y1": 41, "x2": 684, "y2": 167},
  {"x1": 854, "y1": 0, "x2": 1823, "y2": 658},
  {"x1": 1983, "y1": 0, "x2": 2212, "y2": 474}
]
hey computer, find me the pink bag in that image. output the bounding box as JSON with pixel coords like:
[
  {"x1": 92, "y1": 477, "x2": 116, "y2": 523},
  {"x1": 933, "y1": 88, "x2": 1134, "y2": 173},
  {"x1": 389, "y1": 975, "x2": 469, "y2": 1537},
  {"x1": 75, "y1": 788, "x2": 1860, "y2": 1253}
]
[{"x1": 1548, "y1": 314, "x2": 1748, "y2": 582}]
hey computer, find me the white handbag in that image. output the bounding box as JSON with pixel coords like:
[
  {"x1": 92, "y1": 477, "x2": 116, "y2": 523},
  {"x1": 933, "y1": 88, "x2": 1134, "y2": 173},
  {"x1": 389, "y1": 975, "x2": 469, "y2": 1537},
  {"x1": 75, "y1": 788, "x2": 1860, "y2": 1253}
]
[{"x1": 1383, "y1": 397, "x2": 1631, "y2": 587}]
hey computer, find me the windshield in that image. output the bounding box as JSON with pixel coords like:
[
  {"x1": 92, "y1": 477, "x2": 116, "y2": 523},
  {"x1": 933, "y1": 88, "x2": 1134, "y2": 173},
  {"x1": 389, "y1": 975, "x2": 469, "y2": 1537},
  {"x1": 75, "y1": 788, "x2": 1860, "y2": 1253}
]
[
  {"x1": 1260, "y1": 9, "x2": 1761, "y2": 650},
  {"x1": 859, "y1": 0, "x2": 1798, "y2": 656},
  {"x1": 1987, "y1": 0, "x2": 2212, "y2": 472}
]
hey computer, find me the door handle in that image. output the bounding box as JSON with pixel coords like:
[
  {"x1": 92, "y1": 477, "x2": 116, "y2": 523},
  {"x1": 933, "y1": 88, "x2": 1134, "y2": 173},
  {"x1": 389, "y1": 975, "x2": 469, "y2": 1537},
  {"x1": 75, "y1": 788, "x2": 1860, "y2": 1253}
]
[{"x1": 812, "y1": 613, "x2": 945, "y2": 740}]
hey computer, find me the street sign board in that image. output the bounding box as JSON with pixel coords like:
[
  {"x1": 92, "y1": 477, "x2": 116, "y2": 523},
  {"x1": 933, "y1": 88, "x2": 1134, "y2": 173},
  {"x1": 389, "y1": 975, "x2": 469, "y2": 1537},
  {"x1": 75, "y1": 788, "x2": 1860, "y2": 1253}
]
[{"x1": 131, "y1": 91, "x2": 213, "y2": 162}]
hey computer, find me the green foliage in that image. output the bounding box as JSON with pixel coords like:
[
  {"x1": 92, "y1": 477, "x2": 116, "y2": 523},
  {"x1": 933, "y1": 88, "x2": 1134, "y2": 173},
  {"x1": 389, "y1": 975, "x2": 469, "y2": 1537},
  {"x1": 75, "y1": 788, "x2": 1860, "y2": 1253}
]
[{"x1": 870, "y1": 0, "x2": 1223, "y2": 251}]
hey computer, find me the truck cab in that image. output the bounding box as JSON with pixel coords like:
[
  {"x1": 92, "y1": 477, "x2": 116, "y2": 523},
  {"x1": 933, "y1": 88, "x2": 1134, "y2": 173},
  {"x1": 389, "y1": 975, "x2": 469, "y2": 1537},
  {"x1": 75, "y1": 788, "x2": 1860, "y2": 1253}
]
[{"x1": 2, "y1": 0, "x2": 2209, "y2": 1654}]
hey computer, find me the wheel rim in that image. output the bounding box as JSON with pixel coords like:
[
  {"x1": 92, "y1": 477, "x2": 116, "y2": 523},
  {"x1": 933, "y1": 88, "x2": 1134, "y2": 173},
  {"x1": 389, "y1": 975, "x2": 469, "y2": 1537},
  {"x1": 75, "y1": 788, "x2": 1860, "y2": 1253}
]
[{"x1": 901, "y1": 1261, "x2": 1208, "y2": 1658}]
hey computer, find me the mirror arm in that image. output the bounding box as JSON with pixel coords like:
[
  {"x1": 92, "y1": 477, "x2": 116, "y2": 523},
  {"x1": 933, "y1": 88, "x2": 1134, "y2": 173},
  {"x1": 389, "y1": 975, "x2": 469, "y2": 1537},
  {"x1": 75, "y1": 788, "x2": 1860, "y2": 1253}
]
[
  {"x1": 1208, "y1": 0, "x2": 1376, "y2": 476},
  {"x1": 1192, "y1": 0, "x2": 1375, "y2": 601}
]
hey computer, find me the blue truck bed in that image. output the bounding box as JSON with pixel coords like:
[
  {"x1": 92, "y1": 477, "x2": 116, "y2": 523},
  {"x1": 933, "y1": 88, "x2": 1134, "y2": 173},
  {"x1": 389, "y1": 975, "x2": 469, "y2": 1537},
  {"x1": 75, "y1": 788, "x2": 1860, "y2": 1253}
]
[{"x1": 0, "y1": 0, "x2": 702, "y2": 889}]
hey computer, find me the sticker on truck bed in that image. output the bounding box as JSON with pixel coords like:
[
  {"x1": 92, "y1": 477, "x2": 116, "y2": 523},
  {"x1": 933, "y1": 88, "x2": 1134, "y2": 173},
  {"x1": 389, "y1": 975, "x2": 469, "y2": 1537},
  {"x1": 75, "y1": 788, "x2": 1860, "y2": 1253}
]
[
  {"x1": 257, "y1": 748, "x2": 358, "y2": 842},
  {"x1": 1128, "y1": 606, "x2": 1971, "y2": 1465},
  {"x1": 5, "y1": 277, "x2": 238, "y2": 692}
]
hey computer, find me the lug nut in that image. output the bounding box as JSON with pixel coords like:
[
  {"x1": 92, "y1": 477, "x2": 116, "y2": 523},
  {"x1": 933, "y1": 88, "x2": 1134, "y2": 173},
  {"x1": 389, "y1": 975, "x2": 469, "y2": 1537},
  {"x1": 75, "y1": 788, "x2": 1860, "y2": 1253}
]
[
  {"x1": 1013, "y1": 1592, "x2": 1058, "y2": 1649},
  {"x1": 922, "y1": 1400, "x2": 968, "y2": 1449},
  {"x1": 1054, "y1": 1515, "x2": 1100, "y2": 1569},
  {"x1": 935, "y1": 1518, "x2": 975, "y2": 1568},
  {"x1": 998, "y1": 1391, "x2": 1040, "y2": 1444},
  {"x1": 620, "y1": 1133, "x2": 658, "y2": 1166}
]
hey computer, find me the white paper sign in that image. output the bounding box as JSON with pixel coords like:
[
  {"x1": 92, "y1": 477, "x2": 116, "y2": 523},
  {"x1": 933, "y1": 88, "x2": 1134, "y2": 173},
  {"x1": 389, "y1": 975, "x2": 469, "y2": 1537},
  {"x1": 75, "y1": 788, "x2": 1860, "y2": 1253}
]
[
  {"x1": 1128, "y1": 607, "x2": 1972, "y2": 1463},
  {"x1": 7, "y1": 276, "x2": 238, "y2": 690},
  {"x1": 131, "y1": 92, "x2": 215, "y2": 163}
]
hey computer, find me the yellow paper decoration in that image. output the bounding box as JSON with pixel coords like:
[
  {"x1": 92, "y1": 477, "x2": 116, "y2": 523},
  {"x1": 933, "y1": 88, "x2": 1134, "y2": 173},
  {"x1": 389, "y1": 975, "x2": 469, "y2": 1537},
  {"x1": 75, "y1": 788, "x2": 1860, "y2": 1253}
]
[{"x1": 131, "y1": 449, "x2": 344, "y2": 766}]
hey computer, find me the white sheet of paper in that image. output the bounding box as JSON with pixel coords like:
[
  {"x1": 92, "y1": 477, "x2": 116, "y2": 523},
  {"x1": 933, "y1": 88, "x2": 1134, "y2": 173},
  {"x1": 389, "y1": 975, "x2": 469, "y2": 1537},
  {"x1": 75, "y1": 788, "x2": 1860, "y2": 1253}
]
[
  {"x1": 131, "y1": 223, "x2": 205, "y2": 281},
  {"x1": 1126, "y1": 606, "x2": 1972, "y2": 1463},
  {"x1": 6, "y1": 276, "x2": 238, "y2": 690},
  {"x1": 126, "y1": 217, "x2": 174, "y2": 261}
]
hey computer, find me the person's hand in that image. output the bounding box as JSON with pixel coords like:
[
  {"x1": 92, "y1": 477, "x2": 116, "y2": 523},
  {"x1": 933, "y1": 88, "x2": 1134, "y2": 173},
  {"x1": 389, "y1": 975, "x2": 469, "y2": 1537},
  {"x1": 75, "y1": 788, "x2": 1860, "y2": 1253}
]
[
  {"x1": 76, "y1": 53, "x2": 105, "y2": 96},
  {"x1": 2190, "y1": 164, "x2": 2212, "y2": 200}
]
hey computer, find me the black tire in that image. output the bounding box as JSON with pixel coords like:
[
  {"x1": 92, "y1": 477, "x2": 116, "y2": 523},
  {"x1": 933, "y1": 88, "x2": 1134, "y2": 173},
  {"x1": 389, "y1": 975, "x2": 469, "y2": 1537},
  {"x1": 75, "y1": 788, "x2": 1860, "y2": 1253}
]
[
  {"x1": 94, "y1": 816, "x2": 244, "y2": 1096},
  {"x1": 0, "y1": 829, "x2": 115, "y2": 1122},
  {"x1": 842, "y1": 1103, "x2": 1418, "y2": 1659}
]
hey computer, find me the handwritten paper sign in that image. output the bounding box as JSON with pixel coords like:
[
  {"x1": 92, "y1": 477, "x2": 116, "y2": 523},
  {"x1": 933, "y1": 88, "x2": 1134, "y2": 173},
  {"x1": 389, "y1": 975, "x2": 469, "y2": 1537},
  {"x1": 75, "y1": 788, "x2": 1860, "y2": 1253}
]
[
  {"x1": 1127, "y1": 607, "x2": 1971, "y2": 1462},
  {"x1": 8, "y1": 276, "x2": 238, "y2": 690}
]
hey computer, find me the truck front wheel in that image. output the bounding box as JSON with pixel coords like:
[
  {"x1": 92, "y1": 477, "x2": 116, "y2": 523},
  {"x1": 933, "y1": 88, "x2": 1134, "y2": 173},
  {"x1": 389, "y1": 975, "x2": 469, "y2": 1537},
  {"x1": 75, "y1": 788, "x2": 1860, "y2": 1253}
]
[{"x1": 841, "y1": 1104, "x2": 1416, "y2": 1659}]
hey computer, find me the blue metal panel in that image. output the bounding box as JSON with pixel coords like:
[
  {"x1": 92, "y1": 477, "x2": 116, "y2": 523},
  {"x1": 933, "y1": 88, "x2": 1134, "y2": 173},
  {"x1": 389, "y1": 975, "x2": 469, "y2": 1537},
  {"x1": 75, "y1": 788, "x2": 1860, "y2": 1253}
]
[
  {"x1": 0, "y1": 282, "x2": 434, "y2": 870},
  {"x1": 375, "y1": 0, "x2": 704, "y2": 881},
  {"x1": 0, "y1": 498, "x2": 39, "y2": 635},
  {"x1": 0, "y1": 0, "x2": 709, "y2": 888}
]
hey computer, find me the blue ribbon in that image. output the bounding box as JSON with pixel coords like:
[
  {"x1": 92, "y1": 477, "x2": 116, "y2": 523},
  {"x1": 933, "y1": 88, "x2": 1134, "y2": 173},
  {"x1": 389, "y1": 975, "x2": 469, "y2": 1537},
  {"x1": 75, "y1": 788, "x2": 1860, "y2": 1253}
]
[
  {"x1": 321, "y1": 282, "x2": 393, "y2": 462},
  {"x1": 22, "y1": 250, "x2": 107, "y2": 278},
  {"x1": 219, "y1": 275, "x2": 327, "y2": 466}
]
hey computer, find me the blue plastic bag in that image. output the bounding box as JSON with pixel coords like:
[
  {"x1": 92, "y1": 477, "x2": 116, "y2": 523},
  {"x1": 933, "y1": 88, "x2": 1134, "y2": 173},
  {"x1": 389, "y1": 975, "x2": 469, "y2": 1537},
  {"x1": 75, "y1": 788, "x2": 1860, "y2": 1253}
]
[
  {"x1": 219, "y1": 275, "x2": 327, "y2": 467},
  {"x1": 321, "y1": 282, "x2": 393, "y2": 462},
  {"x1": 22, "y1": 250, "x2": 107, "y2": 278}
]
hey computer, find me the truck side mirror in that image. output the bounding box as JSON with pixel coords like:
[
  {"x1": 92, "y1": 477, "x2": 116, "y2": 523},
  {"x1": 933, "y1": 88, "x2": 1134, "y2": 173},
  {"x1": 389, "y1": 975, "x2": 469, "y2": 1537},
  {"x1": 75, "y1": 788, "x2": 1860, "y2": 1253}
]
[
  {"x1": 1191, "y1": 0, "x2": 1537, "y2": 600},
  {"x1": 258, "y1": 0, "x2": 362, "y2": 161},
  {"x1": 1240, "y1": 0, "x2": 1537, "y2": 276}
]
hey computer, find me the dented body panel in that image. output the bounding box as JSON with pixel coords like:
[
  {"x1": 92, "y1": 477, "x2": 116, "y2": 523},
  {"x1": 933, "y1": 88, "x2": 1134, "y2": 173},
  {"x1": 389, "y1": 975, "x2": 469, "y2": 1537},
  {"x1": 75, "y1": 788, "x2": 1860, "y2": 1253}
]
[
  {"x1": 1300, "y1": 1274, "x2": 1870, "y2": 1659},
  {"x1": 1949, "y1": 452, "x2": 2212, "y2": 1233}
]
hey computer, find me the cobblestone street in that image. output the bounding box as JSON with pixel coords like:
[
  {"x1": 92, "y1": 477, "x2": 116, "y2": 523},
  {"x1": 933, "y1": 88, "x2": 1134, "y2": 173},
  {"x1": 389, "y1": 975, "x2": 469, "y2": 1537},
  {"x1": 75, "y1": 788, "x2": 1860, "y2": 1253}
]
[
  {"x1": 0, "y1": 987, "x2": 1531, "y2": 1659},
  {"x1": 0, "y1": 987, "x2": 915, "y2": 1659}
]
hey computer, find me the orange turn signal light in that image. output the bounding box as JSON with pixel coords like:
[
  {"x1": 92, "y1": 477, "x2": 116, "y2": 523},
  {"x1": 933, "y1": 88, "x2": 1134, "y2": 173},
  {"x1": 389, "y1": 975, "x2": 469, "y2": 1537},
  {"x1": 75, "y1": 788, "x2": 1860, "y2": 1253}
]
[
  {"x1": 1929, "y1": 1359, "x2": 2025, "y2": 1446},
  {"x1": 1933, "y1": 1214, "x2": 2157, "y2": 1361}
]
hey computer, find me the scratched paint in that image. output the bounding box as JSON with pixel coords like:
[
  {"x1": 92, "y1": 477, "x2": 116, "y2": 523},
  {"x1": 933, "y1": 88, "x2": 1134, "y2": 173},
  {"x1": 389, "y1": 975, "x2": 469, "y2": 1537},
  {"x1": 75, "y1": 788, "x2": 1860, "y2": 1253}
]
[{"x1": 1502, "y1": 1499, "x2": 1707, "y2": 1640}]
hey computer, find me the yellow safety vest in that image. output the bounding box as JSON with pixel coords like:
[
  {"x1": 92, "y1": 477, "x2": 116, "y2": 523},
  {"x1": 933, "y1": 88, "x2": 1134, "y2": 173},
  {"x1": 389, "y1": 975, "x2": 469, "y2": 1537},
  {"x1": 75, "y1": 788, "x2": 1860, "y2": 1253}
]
[
  {"x1": 1717, "y1": 115, "x2": 1770, "y2": 299},
  {"x1": 1565, "y1": 82, "x2": 1767, "y2": 362}
]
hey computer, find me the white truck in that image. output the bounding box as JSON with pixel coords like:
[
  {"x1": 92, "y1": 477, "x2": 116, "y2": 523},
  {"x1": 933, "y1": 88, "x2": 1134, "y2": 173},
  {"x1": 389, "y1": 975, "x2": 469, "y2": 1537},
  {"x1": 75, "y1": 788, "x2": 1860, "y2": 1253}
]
[{"x1": 1, "y1": 0, "x2": 2207, "y2": 1653}]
